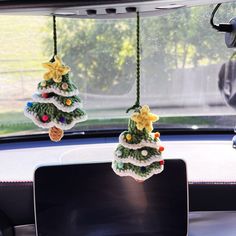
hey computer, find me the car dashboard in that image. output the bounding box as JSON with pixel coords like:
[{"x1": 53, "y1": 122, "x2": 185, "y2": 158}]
[{"x1": 1, "y1": 133, "x2": 236, "y2": 235}]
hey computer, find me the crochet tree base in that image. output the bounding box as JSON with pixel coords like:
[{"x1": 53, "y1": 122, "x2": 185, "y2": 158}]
[{"x1": 49, "y1": 126, "x2": 64, "y2": 142}]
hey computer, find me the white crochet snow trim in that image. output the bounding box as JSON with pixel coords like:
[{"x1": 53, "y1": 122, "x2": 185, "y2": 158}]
[
  {"x1": 114, "y1": 154, "x2": 162, "y2": 167},
  {"x1": 38, "y1": 85, "x2": 79, "y2": 97},
  {"x1": 32, "y1": 94, "x2": 82, "y2": 113},
  {"x1": 111, "y1": 162, "x2": 164, "y2": 181},
  {"x1": 24, "y1": 107, "x2": 87, "y2": 130},
  {"x1": 119, "y1": 132, "x2": 161, "y2": 150}
]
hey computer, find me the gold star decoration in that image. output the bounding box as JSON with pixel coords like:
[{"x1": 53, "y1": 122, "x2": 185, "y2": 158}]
[
  {"x1": 131, "y1": 105, "x2": 159, "y2": 133},
  {"x1": 42, "y1": 55, "x2": 70, "y2": 83}
]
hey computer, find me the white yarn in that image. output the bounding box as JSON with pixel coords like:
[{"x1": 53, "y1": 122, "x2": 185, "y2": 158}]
[
  {"x1": 111, "y1": 162, "x2": 164, "y2": 181},
  {"x1": 38, "y1": 85, "x2": 79, "y2": 97}
]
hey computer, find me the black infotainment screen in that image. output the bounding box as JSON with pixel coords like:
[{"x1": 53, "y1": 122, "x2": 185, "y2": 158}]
[{"x1": 34, "y1": 159, "x2": 188, "y2": 236}]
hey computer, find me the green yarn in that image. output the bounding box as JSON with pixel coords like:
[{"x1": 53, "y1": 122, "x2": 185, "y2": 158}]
[
  {"x1": 55, "y1": 94, "x2": 81, "y2": 105},
  {"x1": 38, "y1": 74, "x2": 78, "y2": 94},
  {"x1": 116, "y1": 145, "x2": 161, "y2": 161},
  {"x1": 127, "y1": 12, "x2": 141, "y2": 113},
  {"x1": 53, "y1": 15, "x2": 57, "y2": 57}
]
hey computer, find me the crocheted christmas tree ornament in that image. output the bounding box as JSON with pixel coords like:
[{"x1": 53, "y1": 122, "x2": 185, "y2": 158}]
[{"x1": 112, "y1": 105, "x2": 164, "y2": 182}]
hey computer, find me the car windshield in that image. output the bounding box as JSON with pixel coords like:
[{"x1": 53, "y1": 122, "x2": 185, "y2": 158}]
[{"x1": 1, "y1": 2, "x2": 236, "y2": 138}]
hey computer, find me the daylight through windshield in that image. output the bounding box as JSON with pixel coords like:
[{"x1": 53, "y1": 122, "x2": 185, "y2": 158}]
[{"x1": 1, "y1": 2, "x2": 236, "y2": 137}]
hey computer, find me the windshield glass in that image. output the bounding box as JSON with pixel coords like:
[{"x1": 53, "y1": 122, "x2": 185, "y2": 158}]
[{"x1": 1, "y1": 2, "x2": 236, "y2": 138}]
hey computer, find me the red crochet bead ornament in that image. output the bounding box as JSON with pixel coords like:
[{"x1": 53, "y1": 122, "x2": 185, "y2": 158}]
[
  {"x1": 42, "y1": 115, "x2": 49, "y2": 122},
  {"x1": 42, "y1": 93, "x2": 49, "y2": 98}
]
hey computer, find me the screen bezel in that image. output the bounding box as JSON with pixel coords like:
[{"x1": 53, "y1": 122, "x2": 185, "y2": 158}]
[{"x1": 33, "y1": 160, "x2": 189, "y2": 236}]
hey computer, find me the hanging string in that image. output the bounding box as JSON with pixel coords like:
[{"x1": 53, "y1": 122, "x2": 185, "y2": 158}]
[
  {"x1": 53, "y1": 15, "x2": 57, "y2": 56},
  {"x1": 127, "y1": 11, "x2": 141, "y2": 113},
  {"x1": 50, "y1": 15, "x2": 57, "y2": 62}
]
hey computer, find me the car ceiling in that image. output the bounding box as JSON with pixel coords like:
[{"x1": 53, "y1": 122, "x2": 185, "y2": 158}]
[{"x1": 0, "y1": 0, "x2": 233, "y2": 18}]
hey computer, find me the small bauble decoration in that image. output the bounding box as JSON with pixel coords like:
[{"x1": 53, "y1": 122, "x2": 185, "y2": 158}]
[
  {"x1": 61, "y1": 82, "x2": 69, "y2": 90},
  {"x1": 140, "y1": 166, "x2": 146, "y2": 172},
  {"x1": 115, "y1": 150, "x2": 122, "y2": 157},
  {"x1": 154, "y1": 132, "x2": 160, "y2": 139},
  {"x1": 41, "y1": 81, "x2": 47, "y2": 87},
  {"x1": 27, "y1": 102, "x2": 33, "y2": 107},
  {"x1": 42, "y1": 93, "x2": 49, "y2": 98},
  {"x1": 159, "y1": 146, "x2": 165, "y2": 152},
  {"x1": 59, "y1": 117, "x2": 66, "y2": 123},
  {"x1": 117, "y1": 162, "x2": 124, "y2": 169},
  {"x1": 42, "y1": 115, "x2": 49, "y2": 122},
  {"x1": 49, "y1": 126, "x2": 64, "y2": 142},
  {"x1": 159, "y1": 160, "x2": 165, "y2": 165},
  {"x1": 126, "y1": 134, "x2": 132, "y2": 141},
  {"x1": 66, "y1": 99, "x2": 72, "y2": 106},
  {"x1": 141, "y1": 150, "x2": 148, "y2": 157}
]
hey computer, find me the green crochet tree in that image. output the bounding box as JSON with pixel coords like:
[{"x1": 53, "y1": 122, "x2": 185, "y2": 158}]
[
  {"x1": 24, "y1": 55, "x2": 87, "y2": 141},
  {"x1": 112, "y1": 105, "x2": 164, "y2": 182}
]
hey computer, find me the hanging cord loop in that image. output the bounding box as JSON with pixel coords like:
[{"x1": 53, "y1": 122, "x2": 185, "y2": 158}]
[
  {"x1": 51, "y1": 15, "x2": 58, "y2": 62},
  {"x1": 127, "y1": 11, "x2": 141, "y2": 113},
  {"x1": 210, "y1": 3, "x2": 222, "y2": 30},
  {"x1": 210, "y1": 3, "x2": 233, "y2": 32}
]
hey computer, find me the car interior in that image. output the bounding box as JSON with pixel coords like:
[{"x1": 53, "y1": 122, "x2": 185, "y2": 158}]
[{"x1": 1, "y1": 0, "x2": 236, "y2": 235}]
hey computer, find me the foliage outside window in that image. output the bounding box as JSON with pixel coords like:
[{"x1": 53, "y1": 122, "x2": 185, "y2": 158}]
[{"x1": 0, "y1": 2, "x2": 236, "y2": 137}]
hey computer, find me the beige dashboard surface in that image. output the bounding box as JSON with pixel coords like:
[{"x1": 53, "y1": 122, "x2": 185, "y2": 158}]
[{"x1": 0, "y1": 140, "x2": 235, "y2": 182}]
